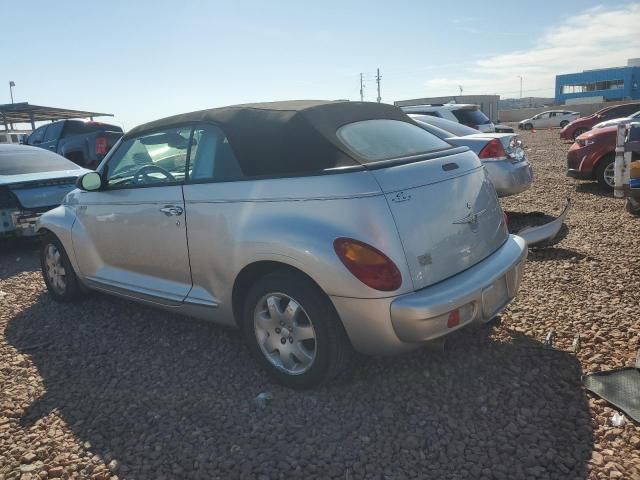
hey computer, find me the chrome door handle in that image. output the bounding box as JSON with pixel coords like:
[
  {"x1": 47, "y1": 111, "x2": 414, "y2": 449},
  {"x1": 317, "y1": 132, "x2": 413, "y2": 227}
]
[{"x1": 160, "y1": 205, "x2": 183, "y2": 216}]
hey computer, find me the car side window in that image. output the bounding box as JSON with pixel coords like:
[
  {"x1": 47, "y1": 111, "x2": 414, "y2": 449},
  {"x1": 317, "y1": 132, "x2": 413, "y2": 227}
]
[
  {"x1": 105, "y1": 126, "x2": 192, "y2": 188},
  {"x1": 28, "y1": 125, "x2": 48, "y2": 144},
  {"x1": 43, "y1": 122, "x2": 64, "y2": 142},
  {"x1": 187, "y1": 124, "x2": 243, "y2": 182}
]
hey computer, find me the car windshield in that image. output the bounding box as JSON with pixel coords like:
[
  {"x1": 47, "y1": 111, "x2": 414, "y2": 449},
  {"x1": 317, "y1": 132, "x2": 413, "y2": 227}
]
[
  {"x1": 337, "y1": 119, "x2": 452, "y2": 162},
  {"x1": 0, "y1": 146, "x2": 82, "y2": 176}
]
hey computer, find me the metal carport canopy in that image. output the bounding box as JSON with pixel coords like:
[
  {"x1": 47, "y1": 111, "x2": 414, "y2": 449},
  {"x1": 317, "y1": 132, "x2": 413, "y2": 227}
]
[{"x1": 1, "y1": 102, "x2": 113, "y2": 130}]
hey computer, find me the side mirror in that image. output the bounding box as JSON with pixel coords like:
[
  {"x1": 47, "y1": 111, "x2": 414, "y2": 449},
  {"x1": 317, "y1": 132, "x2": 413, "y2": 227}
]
[{"x1": 77, "y1": 172, "x2": 102, "y2": 191}]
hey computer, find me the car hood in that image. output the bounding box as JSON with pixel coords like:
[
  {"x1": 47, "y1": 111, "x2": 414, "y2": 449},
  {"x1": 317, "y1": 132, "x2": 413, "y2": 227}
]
[
  {"x1": 593, "y1": 117, "x2": 632, "y2": 129},
  {"x1": 577, "y1": 125, "x2": 617, "y2": 142},
  {"x1": 0, "y1": 168, "x2": 88, "y2": 186}
]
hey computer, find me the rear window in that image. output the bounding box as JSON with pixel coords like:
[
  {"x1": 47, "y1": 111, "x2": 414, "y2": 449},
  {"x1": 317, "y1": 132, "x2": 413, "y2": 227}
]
[
  {"x1": 452, "y1": 108, "x2": 491, "y2": 126},
  {"x1": 0, "y1": 147, "x2": 82, "y2": 175},
  {"x1": 63, "y1": 121, "x2": 123, "y2": 137},
  {"x1": 337, "y1": 119, "x2": 451, "y2": 162}
]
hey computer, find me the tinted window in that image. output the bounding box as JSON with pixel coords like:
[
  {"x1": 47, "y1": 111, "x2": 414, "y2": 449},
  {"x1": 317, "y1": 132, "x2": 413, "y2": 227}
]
[
  {"x1": 452, "y1": 108, "x2": 491, "y2": 126},
  {"x1": 28, "y1": 125, "x2": 48, "y2": 144},
  {"x1": 105, "y1": 127, "x2": 192, "y2": 187},
  {"x1": 617, "y1": 104, "x2": 640, "y2": 116},
  {"x1": 188, "y1": 125, "x2": 243, "y2": 181},
  {"x1": 43, "y1": 122, "x2": 64, "y2": 142},
  {"x1": 337, "y1": 120, "x2": 451, "y2": 162},
  {"x1": 62, "y1": 121, "x2": 87, "y2": 137},
  {"x1": 0, "y1": 146, "x2": 81, "y2": 175}
]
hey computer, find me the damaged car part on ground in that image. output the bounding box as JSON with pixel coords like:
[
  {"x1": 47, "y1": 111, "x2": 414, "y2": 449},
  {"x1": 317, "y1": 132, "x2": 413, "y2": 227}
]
[
  {"x1": 0, "y1": 145, "x2": 89, "y2": 237},
  {"x1": 37, "y1": 100, "x2": 527, "y2": 389}
]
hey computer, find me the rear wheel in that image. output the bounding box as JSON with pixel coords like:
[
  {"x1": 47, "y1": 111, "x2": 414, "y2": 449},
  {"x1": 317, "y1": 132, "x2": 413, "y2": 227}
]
[
  {"x1": 242, "y1": 271, "x2": 351, "y2": 389},
  {"x1": 572, "y1": 128, "x2": 587, "y2": 141},
  {"x1": 560, "y1": 120, "x2": 569, "y2": 128},
  {"x1": 595, "y1": 154, "x2": 615, "y2": 190},
  {"x1": 40, "y1": 233, "x2": 83, "y2": 302}
]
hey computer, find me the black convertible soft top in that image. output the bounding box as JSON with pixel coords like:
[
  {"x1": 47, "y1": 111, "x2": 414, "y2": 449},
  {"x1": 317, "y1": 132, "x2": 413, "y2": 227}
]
[{"x1": 125, "y1": 100, "x2": 414, "y2": 177}]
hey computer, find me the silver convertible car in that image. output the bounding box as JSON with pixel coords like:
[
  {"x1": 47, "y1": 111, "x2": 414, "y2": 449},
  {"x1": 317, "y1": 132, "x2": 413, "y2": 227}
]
[{"x1": 38, "y1": 101, "x2": 527, "y2": 388}]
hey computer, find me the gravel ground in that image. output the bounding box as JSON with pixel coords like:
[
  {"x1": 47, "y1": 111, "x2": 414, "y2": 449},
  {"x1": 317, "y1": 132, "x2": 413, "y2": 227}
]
[{"x1": 1, "y1": 129, "x2": 639, "y2": 479}]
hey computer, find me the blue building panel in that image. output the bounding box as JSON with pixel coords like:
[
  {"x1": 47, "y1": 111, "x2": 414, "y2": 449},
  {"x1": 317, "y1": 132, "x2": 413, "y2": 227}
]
[{"x1": 555, "y1": 66, "x2": 640, "y2": 104}]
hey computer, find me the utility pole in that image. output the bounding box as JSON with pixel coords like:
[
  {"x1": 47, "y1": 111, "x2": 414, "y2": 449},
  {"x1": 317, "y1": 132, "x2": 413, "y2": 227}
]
[
  {"x1": 9, "y1": 81, "x2": 15, "y2": 104},
  {"x1": 359, "y1": 73, "x2": 364, "y2": 102},
  {"x1": 517, "y1": 75, "x2": 523, "y2": 99},
  {"x1": 376, "y1": 68, "x2": 381, "y2": 103}
]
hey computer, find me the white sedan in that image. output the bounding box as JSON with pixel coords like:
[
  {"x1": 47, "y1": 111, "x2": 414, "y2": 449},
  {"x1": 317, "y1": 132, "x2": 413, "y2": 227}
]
[{"x1": 519, "y1": 110, "x2": 579, "y2": 130}]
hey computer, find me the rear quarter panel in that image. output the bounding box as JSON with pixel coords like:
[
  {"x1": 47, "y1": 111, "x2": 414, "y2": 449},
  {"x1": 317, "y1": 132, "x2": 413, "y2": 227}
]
[{"x1": 182, "y1": 171, "x2": 412, "y2": 326}]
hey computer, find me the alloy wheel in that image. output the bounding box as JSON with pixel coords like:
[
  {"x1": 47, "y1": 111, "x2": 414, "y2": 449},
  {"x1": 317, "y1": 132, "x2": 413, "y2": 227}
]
[
  {"x1": 44, "y1": 244, "x2": 66, "y2": 295},
  {"x1": 603, "y1": 162, "x2": 615, "y2": 188},
  {"x1": 253, "y1": 293, "x2": 317, "y2": 375}
]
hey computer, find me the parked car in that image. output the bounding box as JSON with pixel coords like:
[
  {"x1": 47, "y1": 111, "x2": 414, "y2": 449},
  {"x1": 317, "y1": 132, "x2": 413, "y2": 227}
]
[
  {"x1": 0, "y1": 130, "x2": 29, "y2": 145},
  {"x1": 38, "y1": 100, "x2": 527, "y2": 388},
  {"x1": 400, "y1": 103, "x2": 495, "y2": 132},
  {"x1": 567, "y1": 123, "x2": 640, "y2": 190},
  {"x1": 409, "y1": 114, "x2": 533, "y2": 197},
  {"x1": 593, "y1": 110, "x2": 640, "y2": 129},
  {"x1": 0, "y1": 144, "x2": 89, "y2": 237},
  {"x1": 627, "y1": 156, "x2": 640, "y2": 216},
  {"x1": 518, "y1": 110, "x2": 579, "y2": 130},
  {"x1": 25, "y1": 119, "x2": 123, "y2": 169},
  {"x1": 560, "y1": 103, "x2": 640, "y2": 141}
]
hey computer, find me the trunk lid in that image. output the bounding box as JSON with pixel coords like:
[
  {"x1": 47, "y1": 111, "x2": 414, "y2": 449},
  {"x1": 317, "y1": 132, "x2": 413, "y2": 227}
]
[{"x1": 370, "y1": 149, "x2": 508, "y2": 291}]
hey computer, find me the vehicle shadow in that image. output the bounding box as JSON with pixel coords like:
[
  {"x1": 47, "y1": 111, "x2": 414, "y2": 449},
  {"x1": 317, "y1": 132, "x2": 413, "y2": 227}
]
[
  {"x1": 6, "y1": 293, "x2": 593, "y2": 479},
  {"x1": 0, "y1": 237, "x2": 40, "y2": 281},
  {"x1": 527, "y1": 247, "x2": 587, "y2": 262},
  {"x1": 575, "y1": 182, "x2": 613, "y2": 198}
]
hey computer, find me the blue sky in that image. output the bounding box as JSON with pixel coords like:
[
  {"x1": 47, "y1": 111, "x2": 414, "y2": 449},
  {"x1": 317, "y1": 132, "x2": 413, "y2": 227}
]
[{"x1": 4, "y1": 0, "x2": 638, "y2": 129}]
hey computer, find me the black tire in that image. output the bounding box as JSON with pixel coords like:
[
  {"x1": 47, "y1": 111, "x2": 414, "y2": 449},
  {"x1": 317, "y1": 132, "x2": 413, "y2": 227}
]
[
  {"x1": 572, "y1": 128, "x2": 587, "y2": 141},
  {"x1": 560, "y1": 120, "x2": 569, "y2": 128},
  {"x1": 40, "y1": 233, "x2": 83, "y2": 302},
  {"x1": 523, "y1": 123, "x2": 533, "y2": 131},
  {"x1": 242, "y1": 271, "x2": 351, "y2": 389},
  {"x1": 595, "y1": 154, "x2": 615, "y2": 191}
]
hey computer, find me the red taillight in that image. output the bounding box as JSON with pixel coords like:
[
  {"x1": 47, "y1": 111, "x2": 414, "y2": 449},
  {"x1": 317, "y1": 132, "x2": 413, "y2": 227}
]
[
  {"x1": 95, "y1": 137, "x2": 108, "y2": 156},
  {"x1": 447, "y1": 309, "x2": 460, "y2": 328},
  {"x1": 478, "y1": 139, "x2": 507, "y2": 159},
  {"x1": 333, "y1": 238, "x2": 402, "y2": 291}
]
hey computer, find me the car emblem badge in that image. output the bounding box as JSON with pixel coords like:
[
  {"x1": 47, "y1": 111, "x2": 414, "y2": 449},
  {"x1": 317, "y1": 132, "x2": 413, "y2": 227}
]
[{"x1": 453, "y1": 204, "x2": 487, "y2": 232}]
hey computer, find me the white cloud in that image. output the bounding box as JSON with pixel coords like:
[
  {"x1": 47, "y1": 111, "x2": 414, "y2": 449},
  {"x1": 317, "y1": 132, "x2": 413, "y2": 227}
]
[{"x1": 423, "y1": 3, "x2": 640, "y2": 98}]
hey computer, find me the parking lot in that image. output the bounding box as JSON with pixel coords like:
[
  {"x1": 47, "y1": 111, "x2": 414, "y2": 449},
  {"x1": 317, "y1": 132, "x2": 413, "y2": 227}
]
[{"x1": 1, "y1": 129, "x2": 639, "y2": 479}]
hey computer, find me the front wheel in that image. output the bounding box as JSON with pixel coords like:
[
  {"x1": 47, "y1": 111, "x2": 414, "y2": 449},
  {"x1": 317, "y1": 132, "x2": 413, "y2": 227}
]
[
  {"x1": 595, "y1": 154, "x2": 615, "y2": 191},
  {"x1": 40, "y1": 233, "x2": 83, "y2": 302},
  {"x1": 560, "y1": 120, "x2": 569, "y2": 128},
  {"x1": 523, "y1": 123, "x2": 533, "y2": 131},
  {"x1": 242, "y1": 271, "x2": 351, "y2": 389}
]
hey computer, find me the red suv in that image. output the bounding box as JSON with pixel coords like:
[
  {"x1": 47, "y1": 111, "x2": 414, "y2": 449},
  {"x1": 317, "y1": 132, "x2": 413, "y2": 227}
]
[{"x1": 560, "y1": 103, "x2": 640, "y2": 141}]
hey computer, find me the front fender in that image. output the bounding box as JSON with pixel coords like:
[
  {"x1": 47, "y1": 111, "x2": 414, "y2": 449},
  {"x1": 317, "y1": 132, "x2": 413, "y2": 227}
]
[{"x1": 37, "y1": 204, "x2": 80, "y2": 274}]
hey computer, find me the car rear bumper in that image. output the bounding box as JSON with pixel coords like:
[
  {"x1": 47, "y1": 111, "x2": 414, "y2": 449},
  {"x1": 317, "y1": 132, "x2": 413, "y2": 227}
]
[
  {"x1": 483, "y1": 159, "x2": 533, "y2": 197},
  {"x1": 332, "y1": 235, "x2": 527, "y2": 355}
]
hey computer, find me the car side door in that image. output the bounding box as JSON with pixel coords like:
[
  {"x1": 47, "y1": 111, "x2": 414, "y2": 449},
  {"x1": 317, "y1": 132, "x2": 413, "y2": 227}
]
[
  {"x1": 26, "y1": 125, "x2": 48, "y2": 147},
  {"x1": 71, "y1": 126, "x2": 194, "y2": 305},
  {"x1": 40, "y1": 121, "x2": 65, "y2": 153},
  {"x1": 534, "y1": 112, "x2": 551, "y2": 128}
]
